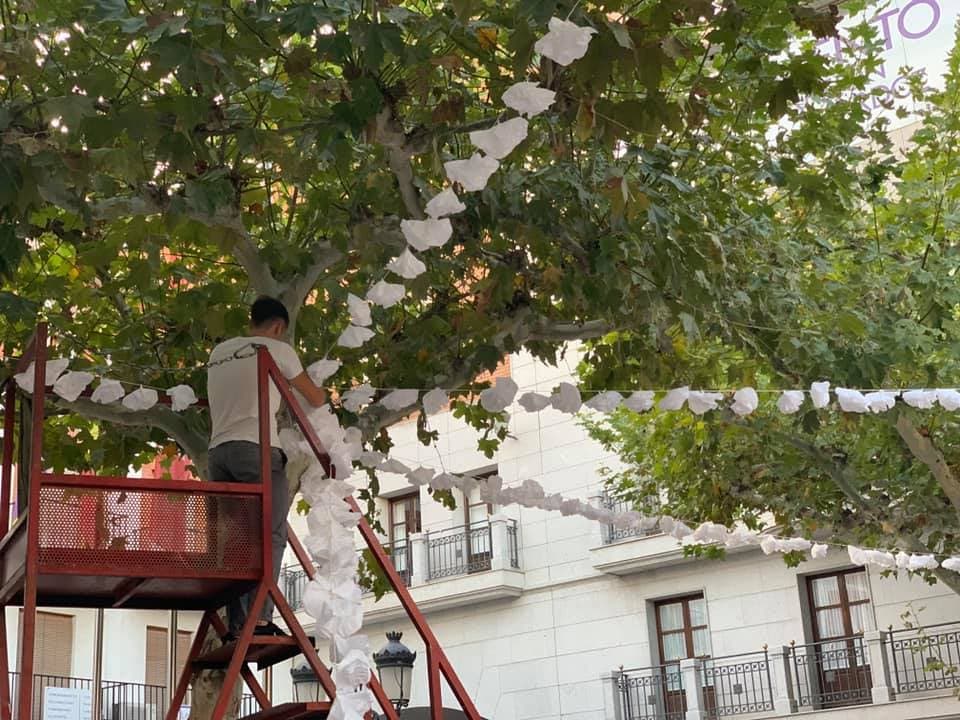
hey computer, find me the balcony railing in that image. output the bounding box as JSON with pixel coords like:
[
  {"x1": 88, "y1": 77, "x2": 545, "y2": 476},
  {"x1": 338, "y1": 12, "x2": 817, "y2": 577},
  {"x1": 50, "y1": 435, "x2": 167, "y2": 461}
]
[
  {"x1": 426, "y1": 522, "x2": 494, "y2": 580},
  {"x1": 786, "y1": 636, "x2": 872, "y2": 710},
  {"x1": 702, "y1": 651, "x2": 774, "y2": 717},
  {"x1": 8, "y1": 673, "x2": 170, "y2": 719},
  {"x1": 601, "y1": 492, "x2": 658, "y2": 544},
  {"x1": 280, "y1": 564, "x2": 310, "y2": 611},
  {"x1": 618, "y1": 663, "x2": 685, "y2": 720},
  {"x1": 888, "y1": 621, "x2": 960, "y2": 696}
]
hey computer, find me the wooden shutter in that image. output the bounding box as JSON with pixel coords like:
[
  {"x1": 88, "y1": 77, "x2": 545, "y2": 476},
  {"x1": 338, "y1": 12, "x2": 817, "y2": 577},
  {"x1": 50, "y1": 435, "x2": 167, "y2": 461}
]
[
  {"x1": 145, "y1": 627, "x2": 166, "y2": 686},
  {"x1": 19, "y1": 611, "x2": 73, "y2": 677},
  {"x1": 146, "y1": 626, "x2": 193, "y2": 687}
]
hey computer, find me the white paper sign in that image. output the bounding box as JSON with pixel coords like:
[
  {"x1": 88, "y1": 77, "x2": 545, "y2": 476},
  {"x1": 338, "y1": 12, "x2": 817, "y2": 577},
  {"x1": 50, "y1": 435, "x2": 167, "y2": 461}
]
[
  {"x1": 178, "y1": 707, "x2": 191, "y2": 720},
  {"x1": 43, "y1": 686, "x2": 91, "y2": 720}
]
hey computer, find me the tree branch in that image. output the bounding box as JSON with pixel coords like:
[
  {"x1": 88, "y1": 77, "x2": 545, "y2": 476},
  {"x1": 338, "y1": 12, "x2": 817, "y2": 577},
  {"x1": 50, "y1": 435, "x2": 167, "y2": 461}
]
[
  {"x1": 281, "y1": 239, "x2": 343, "y2": 314},
  {"x1": 525, "y1": 318, "x2": 618, "y2": 342},
  {"x1": 373, "y1": 107, "x2": 424, "y2": 220},
  {"x1": 61, "y1": 397, "x2": 210, "y2": 478},
  {"x1": 895, "y1": 412, "x2": 960, "y2": 520},
  {"x1": 88, "y1": 194, "x2": 280, "y2": 297}
]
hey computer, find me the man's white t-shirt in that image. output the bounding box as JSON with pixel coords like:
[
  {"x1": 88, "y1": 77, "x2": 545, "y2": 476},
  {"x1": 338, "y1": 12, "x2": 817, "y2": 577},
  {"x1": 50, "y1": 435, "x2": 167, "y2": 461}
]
[{"x1": 207, "y1": 336, "x2": 304, "y2": 450}]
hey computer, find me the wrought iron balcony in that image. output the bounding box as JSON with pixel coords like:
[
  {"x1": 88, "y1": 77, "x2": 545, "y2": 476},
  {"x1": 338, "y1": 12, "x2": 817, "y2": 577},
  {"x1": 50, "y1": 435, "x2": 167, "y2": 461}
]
[{"x1": 601, "y1": 491, "x2": 659, "y2": 545}]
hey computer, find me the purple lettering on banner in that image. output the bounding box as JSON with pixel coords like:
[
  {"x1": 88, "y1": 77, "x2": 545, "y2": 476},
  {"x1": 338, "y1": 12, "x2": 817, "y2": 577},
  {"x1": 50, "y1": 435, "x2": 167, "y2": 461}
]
[
  {"x1": 817, "y1": 35, "x2": 844, "y2": 61},
  {"x1": 898, "y1": 0, "x2": 940, "y2": 40},
  {"x1": 874, "y1": 8, "x2": 899, "y2": 50}
]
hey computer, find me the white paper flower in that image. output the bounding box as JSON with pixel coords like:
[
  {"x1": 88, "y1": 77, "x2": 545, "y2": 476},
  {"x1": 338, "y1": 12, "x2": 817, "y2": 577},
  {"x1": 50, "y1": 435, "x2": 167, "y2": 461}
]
[
  {"x1": 469, "y1": 117, "x2": 529, "y2": 159},
  {"x1": 167, "y1": 384, "x2": 198, "y2": 412},
  {"x1": 14, "y1": 359, "x2": 70, "y2": 393},
  {"x1": 847, "y1": 545, "x2": 867, "y2": 566},
  {"x1": 400, "y1": 218, "x2": 453, "y2": 252},
  {"x1": 551, "y1": 382, "x2": 582, "y2": 414},
  {"x1": 407, "y1": 467, "x2": 435, "y2": 486},
  {"x1": 670, "y1": 521, "x2": 693, "y2": 539},
  {"x1": 336, "y1": 634, "x2": 370, "y2": 659},
  {"x1": 379, "y1": 458, "x2": 410, "y2": 475},
  {"x1": 308, "y1": 359, "x2": 342, "y2": 383},
  {"x1": 425, "y1": 188, "x2": 466, "y2": 218},
  {"x1": 623, "y1": 391, "x2": 655, "y2": 413},
  {"x1": 518, "y1": 392, "x2": 551, "y2": 412},
  {"x1": 836, "y1": 388, "x2": 869, "y2": 413},
  {"x1": 430, "y1": 472, "x2": 458, "y2": 491},
  {"x1": 366, "y1": 280, "x2": 406, "y2": 309},
  {"x1": 865, "y1": 390, "x2": 898, "y2": 414},
  {"x1": 811, "y1": 543, "x2": 829, "y2": 559},
  {"x1": 122, "y1": 386, "x2": 158, "y2": 412},
  {"x1": 380, "y1": 389, "x2": 419, "y2": 411},
  {"x1": 52, "y1": 371, "x2": 94, "y2": 402},
  {"x1": 941, "y1": 557, "x2": 960, "y2": 572},
  {"x1": 895, "y1": 551, "x2": 911, "y2": 569},
  {"x1": 479, "y1": 474, "x2": 504, "y2": 504},
  {"x1": 329, "y1": 687, "x2": 375, "y2": 720},
  {"x1": 908, "y1": 554, "x2": 939, "y2": 571},
  {"x1": 534, "y1": 17, "x2": 598, "y2": 66},
  {"x1": 731, "y1": 387, "x2": 759, "y2": 416},
  {"x1": 444, "y1": 153, "x2": 500, "y2": 192},
  {"x1": 864, "y1": 550, "x2": 896, "y2": 569},
  {"x1": 811, "y1": 381, "x2": 831, "y2": 409},
  {"x1": 659, "y1": 387, "x2": 689, "y2": 411},
  {"x1": 502, "y1": 82, "x2": 556, "y2": 118},
  {"x1": 903, "y1": 389, "x2": 938, "y2": 409},
  {"x1": 342, "y1": 383, "x2": 375, "y2": 412},
  {"x1": 358, "y1": 450, "x2": 384, "y2": 469},
  {"x1": 347, "y1": 294, "x2": 372, "y2": 327},
  {"x1": 303, "y1": 574, "x2": 363, "y2": 640},
  {"x1": 480, "y1": 377, "x2": 518, "y2": 413},
  {"x1": 333, "y1": 649, "x2": 372, "y2": 689},
  {"x1": 387, "y1": 248, "x2": 427, "y2": 279},
  {"x1": 687, "y1": 391, "x2": 723, "y2": 415},
  {"x1": 422, "y1": 388, "x2": 448, "y2": 415},
  {"x1": 584, "y1": 391, "x2": 623, "y2": 413},
  {"x1": 724, "y1": 526, "x2": 761, "y2": 549},
  {"x1": 777, "y1": 390, "x2": 804, "y2": 415},
  {"x1": 91, "y1": 378, "x2": 125, "y2": 404},
  {"x1": 338, "y1": 325, "x2": 375, "y2": 349},
  {"x1": 937, "y1": 389, "x2": 960, "y2": 411},
  {"x1": 690, "y1": 521, "x2": 728, "y2": 544}
]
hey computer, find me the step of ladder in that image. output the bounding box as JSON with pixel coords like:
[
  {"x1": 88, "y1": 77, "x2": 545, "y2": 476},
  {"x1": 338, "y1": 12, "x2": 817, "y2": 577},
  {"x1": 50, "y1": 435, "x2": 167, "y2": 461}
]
[
  {"x1": 193, "y1": 636, "x2": 315, "y2": 671},
  {"x1": 239, "y1": 702, "x2": 331, "y2": 720}
]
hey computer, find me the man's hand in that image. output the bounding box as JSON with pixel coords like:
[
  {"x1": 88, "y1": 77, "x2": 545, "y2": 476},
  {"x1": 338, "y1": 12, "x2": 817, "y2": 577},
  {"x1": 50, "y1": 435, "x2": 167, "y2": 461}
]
[{"x1": 290, "y1": 372, "x2": 328, "y2": 407}]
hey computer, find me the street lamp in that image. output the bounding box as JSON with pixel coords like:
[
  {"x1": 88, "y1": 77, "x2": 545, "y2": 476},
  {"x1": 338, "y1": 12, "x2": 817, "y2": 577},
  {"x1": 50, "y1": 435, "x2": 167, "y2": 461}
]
[
  {"x1": 373, "y1": 631, "x2": 416, "y2": 712},
  {"x1": 290, "y1": 661, "x2": 326, "y2": 703}
]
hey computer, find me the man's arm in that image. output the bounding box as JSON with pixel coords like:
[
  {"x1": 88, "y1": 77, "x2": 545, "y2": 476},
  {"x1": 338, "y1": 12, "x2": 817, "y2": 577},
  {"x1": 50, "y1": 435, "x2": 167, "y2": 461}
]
[{"x1": 290, "y1": 372, "x2": 328, "y2": 407}]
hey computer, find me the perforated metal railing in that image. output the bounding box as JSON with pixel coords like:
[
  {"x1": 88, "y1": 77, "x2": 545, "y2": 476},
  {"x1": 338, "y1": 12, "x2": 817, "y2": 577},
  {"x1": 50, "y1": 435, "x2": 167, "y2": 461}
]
[{"x1": 35, "y1": 479, "x2": 262, "y2": 578}]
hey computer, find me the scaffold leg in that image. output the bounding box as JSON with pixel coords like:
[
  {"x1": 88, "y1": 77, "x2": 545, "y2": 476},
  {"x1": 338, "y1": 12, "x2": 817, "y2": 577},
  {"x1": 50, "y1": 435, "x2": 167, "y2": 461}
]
[
  {"x1": 0, "y1": 609, "x2": 9, "y2": 720},
  {"x1": 165, "y1": 612, "x2": 214, "y2": 720},
  {"x1": 210, "y1": 583, "x2": 269, "y2": 720}
]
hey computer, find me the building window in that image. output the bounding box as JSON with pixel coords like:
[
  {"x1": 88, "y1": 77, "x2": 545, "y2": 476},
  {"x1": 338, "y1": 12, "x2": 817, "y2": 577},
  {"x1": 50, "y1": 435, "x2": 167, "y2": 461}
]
[
  {"x1": 388, "y1": 493, "x2": 421, "y2": 583},
  {"x1": 807, "y1": 569, "x2": 875, "y2": 641},
  {"x1": 145, "y1": 626, "x2": 193, "y2": 687},
  {"x1": 18, "y1": 611, "x2": 73, "y2": 677},
  {"x1": 802, "y1": 569, "x2": 874, "y2": 707},
  {"x1": 656, "y1": 594, "x2": 711, "y2": 663}
]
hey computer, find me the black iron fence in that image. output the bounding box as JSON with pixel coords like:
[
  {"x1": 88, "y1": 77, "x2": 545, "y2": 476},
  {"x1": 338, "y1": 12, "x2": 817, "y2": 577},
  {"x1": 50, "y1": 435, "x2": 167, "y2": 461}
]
[
  {"x1": 786, "y1": 636, "x2": 872, "y2": 710},
  {"x1": 427, "y1": 523, "x2": 493, "y2": 580},
  {"x1": 7, "y1": 673, "x2": 172, "y2": 719},
  {"x1": 618, "y1": 663, "x2": 685, "y2": 720},
  {"x1": 602, "y1": 492, "x2": 658, "y2": 544},
  {"x1": 889, "y1": 621, "x2": 960, "y2": 696},
  {"x1": 507, "y1": 520, "x2": 520, "y2": 569},
  {"x1": 280, "y1": 564, "x2": 310, "y2": 611},
  {"x1": 702, "y1": 651, "x2": 774, "y2": 717}
]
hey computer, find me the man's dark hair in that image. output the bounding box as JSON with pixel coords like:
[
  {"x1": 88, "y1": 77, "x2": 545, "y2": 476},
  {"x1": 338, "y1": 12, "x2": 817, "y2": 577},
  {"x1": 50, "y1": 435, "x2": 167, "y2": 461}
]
[{"x1": 250, "y1": 296, "x2": 290, "y2": 328}]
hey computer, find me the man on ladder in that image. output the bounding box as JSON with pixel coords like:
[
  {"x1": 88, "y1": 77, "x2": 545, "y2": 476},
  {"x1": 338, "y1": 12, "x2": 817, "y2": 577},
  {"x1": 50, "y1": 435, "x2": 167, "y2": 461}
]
[{"x1": 207, "y1": 296, "x2": 328, "y2": 639}]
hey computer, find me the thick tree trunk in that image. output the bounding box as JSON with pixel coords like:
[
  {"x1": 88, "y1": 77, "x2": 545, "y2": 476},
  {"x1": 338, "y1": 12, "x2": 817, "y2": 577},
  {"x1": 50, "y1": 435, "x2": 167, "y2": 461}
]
[{"x1": 188, "y1": 618, "x2": 241, "y2": 720}]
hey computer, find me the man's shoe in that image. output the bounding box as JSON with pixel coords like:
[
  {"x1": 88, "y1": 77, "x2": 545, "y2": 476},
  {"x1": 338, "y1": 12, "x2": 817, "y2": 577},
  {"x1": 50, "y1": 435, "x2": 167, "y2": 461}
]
[{"x1": 253, "y1": 621, "x2": 287, "y2": 637}]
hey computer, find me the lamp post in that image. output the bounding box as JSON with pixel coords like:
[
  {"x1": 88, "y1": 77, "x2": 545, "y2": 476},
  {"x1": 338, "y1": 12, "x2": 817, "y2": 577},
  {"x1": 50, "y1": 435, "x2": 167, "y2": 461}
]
[
  {"x1": 290, "y1": 661, "x2": 325, "y2": 703},
  {"x1": 373, "y1": 631, "x2": 417, "y2": 713}
]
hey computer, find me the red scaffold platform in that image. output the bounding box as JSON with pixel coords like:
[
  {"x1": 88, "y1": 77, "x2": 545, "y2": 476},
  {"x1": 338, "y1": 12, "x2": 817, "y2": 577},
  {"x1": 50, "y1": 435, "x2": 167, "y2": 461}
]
[{"x1": 0, "y1": 323, "x2": 484, "y2": 720}]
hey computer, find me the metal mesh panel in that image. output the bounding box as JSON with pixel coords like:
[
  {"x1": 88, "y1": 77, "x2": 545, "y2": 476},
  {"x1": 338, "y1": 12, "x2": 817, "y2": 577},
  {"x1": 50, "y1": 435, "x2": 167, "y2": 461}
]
[{"x1": 37, "y1": 485, "x2": 262, "y2": 577}]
